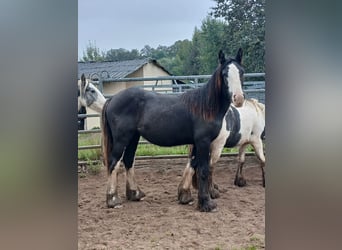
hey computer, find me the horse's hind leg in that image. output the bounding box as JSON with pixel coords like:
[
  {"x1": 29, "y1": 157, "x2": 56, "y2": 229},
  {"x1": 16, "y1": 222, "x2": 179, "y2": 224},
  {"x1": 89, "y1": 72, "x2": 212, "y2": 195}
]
[
  {"x1": 234, "y1": 143, "x2": 248, "y2": 187},
  {"x1": 106, "y1": 145, "x2": 125, "y2": 208},
  {"x1": 123, "y1": 132, "x2": 145, "y2": 201},
  {"x1": 253, "y1": 139, "x2": 266, "y2": 187}
]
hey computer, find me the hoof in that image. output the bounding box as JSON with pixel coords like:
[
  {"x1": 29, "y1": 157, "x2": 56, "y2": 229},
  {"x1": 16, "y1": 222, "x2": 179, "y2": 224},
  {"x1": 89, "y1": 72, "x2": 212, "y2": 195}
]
[
  {"x1": 234, "y1": 177, "x2": 247, "y2": 187},
  {"x1": 198, "y1": 198, "x2": 217, "y2": 212},
  {"x1": 178, "y1": 188, "x2": 194, "y2": 204},
  {"x1": 209, "y1": 185, "x2": 220, "y2": 199},
  {"x1": 126, "y1": 187, "x2": 145, "y2": 201},
  {"x1": 106, "y1": 193, "x2": 122, "y2": 208}
]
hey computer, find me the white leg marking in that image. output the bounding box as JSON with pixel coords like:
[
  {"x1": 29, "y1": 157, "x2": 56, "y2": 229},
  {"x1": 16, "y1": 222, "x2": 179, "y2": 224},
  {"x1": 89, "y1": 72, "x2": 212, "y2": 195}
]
[
  {"x1": 126, "y1": 166, "x2": 138, "y2": 191},
  {"x1": 252, "y1": 138, "x2": 265, "y2": 164},
  {"x1": 107, "y1": 160, "x2": 121, "y2": 195},
  {"x1": 181, "y1": 161, "x2": 195, "y2": 189}
]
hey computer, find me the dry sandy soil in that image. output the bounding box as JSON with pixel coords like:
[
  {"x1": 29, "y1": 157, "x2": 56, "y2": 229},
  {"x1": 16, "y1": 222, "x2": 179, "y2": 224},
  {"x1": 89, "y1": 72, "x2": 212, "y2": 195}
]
[{"x1": 78, "y1": 156, "x2": 265, "y2": 250}]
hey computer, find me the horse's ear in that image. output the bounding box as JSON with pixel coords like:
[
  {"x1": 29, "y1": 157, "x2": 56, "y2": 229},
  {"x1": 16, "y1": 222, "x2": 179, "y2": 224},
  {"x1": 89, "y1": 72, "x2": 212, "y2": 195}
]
[
  {"x1": 81, "y1": 73, "x2": 86, "y2": 88},
  {"x1": 218, "y1": 50, "x2": 226, "y2": 65},
  {"x1": 235, "y1": 48, "x2": 243, "y2": 64}
]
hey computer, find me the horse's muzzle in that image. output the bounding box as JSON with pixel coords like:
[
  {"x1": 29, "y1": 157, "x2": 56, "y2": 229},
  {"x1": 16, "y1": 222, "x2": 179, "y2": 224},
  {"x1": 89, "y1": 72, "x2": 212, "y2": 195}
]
[{"x1": 233, "y1": 94, "x2": 244, "y2": 107}]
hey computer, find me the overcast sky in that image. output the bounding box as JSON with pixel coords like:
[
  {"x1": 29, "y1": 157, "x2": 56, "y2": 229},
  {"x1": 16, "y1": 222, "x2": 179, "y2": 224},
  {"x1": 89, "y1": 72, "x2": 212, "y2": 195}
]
[{"x1": 78, "y1": 0, "x2": 215, "y2": 59}]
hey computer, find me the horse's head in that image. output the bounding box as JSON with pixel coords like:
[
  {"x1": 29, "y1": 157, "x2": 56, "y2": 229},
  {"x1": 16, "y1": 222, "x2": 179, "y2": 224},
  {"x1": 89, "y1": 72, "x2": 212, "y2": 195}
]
[
  {"x1": 219, "y1": 48, "x2": 245, "y2": 107},
  {"x1": 78, "y1": 73, "x2": 106, "y2": 113}
]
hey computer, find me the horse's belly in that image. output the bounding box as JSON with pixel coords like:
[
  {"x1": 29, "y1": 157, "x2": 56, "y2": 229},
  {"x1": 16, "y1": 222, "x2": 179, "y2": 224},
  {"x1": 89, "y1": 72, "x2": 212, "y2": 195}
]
[{"x1": 138, "y1": 119, "x2": 193, "y2": 146}]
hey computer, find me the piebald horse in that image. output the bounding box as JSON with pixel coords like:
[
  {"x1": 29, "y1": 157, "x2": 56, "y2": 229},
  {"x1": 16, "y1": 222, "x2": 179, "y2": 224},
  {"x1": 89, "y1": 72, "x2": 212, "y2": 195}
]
[
  {"x1": 178, "y1": 98, "x2": 266, "y2": 204},
  {"x1": 101, "y1": 49, "x2": 245, "y2": 212}
]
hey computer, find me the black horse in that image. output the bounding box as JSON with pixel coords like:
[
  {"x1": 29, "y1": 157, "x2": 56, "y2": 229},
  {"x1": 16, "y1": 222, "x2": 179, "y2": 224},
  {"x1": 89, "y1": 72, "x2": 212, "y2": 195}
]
[{"x1": 101, "y1": 49, "x2": 244, "y2": 212}]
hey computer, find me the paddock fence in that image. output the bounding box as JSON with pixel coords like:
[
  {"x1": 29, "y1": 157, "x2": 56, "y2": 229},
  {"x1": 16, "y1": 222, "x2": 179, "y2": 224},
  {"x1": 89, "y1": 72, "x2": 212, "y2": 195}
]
[{"x1": 78, "y1": 73, "x2": 265, "y2": 159}]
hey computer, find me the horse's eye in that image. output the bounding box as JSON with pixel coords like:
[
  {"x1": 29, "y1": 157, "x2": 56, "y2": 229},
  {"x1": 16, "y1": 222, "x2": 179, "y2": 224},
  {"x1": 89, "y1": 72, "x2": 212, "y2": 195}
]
[{"x1": 91, "y1": 89, "x2": 95, "y2": 93}]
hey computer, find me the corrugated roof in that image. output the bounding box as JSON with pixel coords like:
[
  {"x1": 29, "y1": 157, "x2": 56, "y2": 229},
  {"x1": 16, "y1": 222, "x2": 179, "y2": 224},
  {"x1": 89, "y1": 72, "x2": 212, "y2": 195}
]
[{"x1": 78, "y1": 58, "x2": 171, "y2": 80}]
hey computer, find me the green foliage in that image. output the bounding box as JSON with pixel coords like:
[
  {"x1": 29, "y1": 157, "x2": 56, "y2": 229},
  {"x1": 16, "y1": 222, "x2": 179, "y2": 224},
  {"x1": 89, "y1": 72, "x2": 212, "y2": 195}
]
[
  {"x1": 81, "y1": 41, "x2": 105, "y2": 62},
  {"x1": 210, "y1": 0, "x2": 265, "y2": 72},
  {"x1": 105, "y1": 48, "x2": 143, "y2": 61},
  {"x1": 88, "y1": 163, "x2": 102, "y2": 175},
  {"x1": 194, "y1": 17, "x2": 227, "y2": 74}
]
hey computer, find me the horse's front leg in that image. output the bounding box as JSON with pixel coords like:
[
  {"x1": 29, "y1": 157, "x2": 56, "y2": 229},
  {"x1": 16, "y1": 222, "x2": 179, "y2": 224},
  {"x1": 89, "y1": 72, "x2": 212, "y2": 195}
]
[
  {"x1": 192, "y1": 164, "x2": 219, "y2": 199},
  {"x1": 191, "y1": 147, "x2": 221, "y2": 199},
  {"x1": 195, "y1": 142, "x2": 217, "y2": 212}
]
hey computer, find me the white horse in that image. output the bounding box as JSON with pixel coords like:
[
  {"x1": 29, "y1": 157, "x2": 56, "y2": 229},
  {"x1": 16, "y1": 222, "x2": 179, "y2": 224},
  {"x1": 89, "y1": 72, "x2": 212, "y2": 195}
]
[
  {"x1": 78, "y1": 73, "x2": 106, "y2": 113},
  {"x1": 178, "y1": 98, "x2": 266, "y2": 204}
]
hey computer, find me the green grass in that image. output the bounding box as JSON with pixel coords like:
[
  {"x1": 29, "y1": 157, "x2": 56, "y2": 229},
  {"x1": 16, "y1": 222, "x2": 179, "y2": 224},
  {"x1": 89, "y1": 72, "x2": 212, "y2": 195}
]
[
  {"x1": 136, "y1": 144, "x2": 188, "y2": 156},
  {"x1": 78, "y1": 133, "x2": 259, "y2": 161},
  {"x1": 78, "y1": 133, "x2": 102, "y2": 161}
]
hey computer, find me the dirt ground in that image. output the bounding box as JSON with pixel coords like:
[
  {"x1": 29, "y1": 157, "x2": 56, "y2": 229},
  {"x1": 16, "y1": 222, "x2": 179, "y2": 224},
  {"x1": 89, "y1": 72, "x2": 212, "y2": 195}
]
[{"x1": 78, "y1": 156, "x2": 265, "y2": 250}]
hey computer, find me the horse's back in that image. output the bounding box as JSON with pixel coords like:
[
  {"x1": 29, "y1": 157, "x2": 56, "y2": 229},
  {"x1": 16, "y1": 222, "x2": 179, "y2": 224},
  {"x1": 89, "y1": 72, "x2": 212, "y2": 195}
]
[
  {"x1": 236, "y1": 100, "x2": 265, "y2": 144},
  {"x1": 137, "y1": 92, "x2": 195, "y2": 146},
  {"x1": 105, "y1": 87, "x2": 194, "y2": 146}
]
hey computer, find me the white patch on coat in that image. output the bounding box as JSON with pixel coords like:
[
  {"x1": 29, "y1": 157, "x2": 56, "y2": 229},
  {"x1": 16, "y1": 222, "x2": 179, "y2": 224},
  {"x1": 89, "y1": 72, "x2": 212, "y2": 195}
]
[
  {"x1": 226, "y1": 63, "x2": 244, "y2": 106},
  {"x1": 181, "y1": 161, "x2": 195, "y2": 189},
  {"x1": 210, "y1": 114, "x2": 230, "y2": 165}
]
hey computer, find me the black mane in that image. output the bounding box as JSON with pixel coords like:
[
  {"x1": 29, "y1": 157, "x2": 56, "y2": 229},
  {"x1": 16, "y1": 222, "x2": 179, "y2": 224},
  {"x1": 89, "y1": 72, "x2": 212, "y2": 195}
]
[{"x1": 181, "y1": 61, "x2": 234, "y2": 121}]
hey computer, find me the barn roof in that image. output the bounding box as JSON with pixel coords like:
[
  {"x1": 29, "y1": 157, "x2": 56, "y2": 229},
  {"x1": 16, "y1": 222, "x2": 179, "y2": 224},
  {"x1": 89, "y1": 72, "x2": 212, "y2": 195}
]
[{"x1": 78, "y1": 58, "x2": 171, "y2": 80}]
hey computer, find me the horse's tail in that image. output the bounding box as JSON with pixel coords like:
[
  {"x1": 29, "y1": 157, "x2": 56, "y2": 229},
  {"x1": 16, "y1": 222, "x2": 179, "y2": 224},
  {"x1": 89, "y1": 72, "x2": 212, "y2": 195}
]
[{"x1": 101, "y1": 99, "x2": 112, "y2": 175}]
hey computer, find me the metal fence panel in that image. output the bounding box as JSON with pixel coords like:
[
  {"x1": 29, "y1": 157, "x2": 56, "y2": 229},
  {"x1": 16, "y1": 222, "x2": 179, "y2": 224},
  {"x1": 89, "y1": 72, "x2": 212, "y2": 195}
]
[{"x1": 78, "y1": 74, "x2": 265, "y2": 151}]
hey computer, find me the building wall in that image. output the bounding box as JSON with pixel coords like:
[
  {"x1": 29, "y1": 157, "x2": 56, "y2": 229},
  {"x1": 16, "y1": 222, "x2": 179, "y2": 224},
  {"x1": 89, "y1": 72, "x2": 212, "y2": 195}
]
[
  {"x1": 142, "y1": 63, "x2": 173, "y2": 93},
  {"x1": 84, "y1": 108, "x2": 101, "y2": 130}
]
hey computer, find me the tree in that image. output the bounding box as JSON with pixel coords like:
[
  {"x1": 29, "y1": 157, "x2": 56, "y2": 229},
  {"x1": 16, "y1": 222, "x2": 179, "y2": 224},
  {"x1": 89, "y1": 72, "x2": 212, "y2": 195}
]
[
  {"x1": 105, "y1": 48, "x2": 142, "y2": 61},
  {"x1": 196, "y1": 17, "x2": 227, "y2": 74},
  {"x1": 210, "y1": 0, "x2": 265, "y2": 72},
  {"x1": 81, "y1": 41, "x2": 105, "y2": 62}
]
